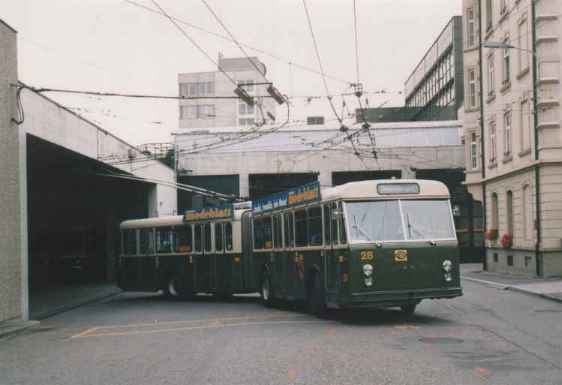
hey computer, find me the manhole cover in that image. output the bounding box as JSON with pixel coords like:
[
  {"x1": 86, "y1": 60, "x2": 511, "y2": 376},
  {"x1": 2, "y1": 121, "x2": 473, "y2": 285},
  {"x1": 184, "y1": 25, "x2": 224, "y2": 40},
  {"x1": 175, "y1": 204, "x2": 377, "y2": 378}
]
[{"x1": 419, "y1": 337, "x2": 464, "y2": 344}]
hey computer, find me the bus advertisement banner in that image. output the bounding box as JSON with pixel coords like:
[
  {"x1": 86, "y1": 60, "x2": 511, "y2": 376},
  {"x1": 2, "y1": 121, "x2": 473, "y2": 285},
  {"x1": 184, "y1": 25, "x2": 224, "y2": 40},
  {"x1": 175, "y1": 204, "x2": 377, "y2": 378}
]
[
  {"x1": 252, "y1": 181, "x2": 321, "y2": 214},
  {"x1": 184, "y1": 204, "x2": 234, "y2": 222}
]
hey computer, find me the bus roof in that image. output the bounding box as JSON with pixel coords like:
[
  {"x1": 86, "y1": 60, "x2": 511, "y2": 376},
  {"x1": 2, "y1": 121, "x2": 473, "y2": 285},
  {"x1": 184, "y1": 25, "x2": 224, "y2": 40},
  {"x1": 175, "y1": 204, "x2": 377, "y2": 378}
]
[
  {"x1": 120, "y1": 208, "x2": 249, "y2": 229},
  {"x1": 322, "y1": 179, "x2": 450, "y2": 201}
]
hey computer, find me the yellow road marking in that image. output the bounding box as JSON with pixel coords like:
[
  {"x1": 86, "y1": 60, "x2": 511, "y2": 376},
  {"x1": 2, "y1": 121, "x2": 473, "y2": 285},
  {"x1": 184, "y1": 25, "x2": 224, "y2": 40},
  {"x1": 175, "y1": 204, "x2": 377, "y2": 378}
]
[
  {"x1": 71, "y1": 327, "x2": 99, "y2": 338},
  {"x1": 72, "y1": 320, "x2": 322, "y2": 339}
]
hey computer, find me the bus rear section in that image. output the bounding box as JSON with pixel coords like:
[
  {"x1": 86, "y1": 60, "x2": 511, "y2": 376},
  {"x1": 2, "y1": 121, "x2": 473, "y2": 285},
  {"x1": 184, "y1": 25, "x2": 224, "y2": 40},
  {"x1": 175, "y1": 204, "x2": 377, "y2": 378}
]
[{"x1": 338, "y1": 197, "x2": 462, "y2": 310}]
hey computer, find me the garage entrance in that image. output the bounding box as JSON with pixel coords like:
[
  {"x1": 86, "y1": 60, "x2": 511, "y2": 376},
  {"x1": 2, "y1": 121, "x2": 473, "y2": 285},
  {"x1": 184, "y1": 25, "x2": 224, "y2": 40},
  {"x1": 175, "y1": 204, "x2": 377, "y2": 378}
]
[
  {"x1": 27, "y1": 135, "x2": 152, "y2": 317},
  {"x1": 249, "y1": 173, "x2": 318, "y2": 200}
]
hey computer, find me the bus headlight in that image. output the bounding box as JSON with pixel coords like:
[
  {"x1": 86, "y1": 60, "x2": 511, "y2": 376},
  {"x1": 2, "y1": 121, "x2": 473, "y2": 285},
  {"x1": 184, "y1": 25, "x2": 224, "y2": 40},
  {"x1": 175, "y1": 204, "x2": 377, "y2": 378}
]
[
  {"x1": 442, "y1": 260, "x2": 452, "y2": 272},
  {"x1": 362, "y1": 264, "x2": 373, "y2": 277}
]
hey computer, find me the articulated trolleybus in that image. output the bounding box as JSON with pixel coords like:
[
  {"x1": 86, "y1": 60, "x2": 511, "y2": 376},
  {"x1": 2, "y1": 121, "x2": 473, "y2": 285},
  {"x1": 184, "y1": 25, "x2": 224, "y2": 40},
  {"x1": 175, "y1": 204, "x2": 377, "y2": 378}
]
[{"x1": 118, "y1": 179, "x2": 462, "y2": 316}]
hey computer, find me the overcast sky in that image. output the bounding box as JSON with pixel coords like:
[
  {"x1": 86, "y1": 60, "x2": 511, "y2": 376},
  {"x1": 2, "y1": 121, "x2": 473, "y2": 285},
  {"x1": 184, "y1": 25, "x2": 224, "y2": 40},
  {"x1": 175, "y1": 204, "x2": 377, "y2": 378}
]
[{"x1": 1, "y1": 0, "x2": 461, "y2": 145}]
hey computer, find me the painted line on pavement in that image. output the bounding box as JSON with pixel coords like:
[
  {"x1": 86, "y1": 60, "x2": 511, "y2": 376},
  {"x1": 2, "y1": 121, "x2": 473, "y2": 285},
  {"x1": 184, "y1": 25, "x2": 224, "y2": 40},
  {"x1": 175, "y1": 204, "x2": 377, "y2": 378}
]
[
  {"x1": 461, "y1": 276, "x2": 509, "y2": 290},
  {"x1": 71, "y1": 319, "x2": 324, "y2": 339}
]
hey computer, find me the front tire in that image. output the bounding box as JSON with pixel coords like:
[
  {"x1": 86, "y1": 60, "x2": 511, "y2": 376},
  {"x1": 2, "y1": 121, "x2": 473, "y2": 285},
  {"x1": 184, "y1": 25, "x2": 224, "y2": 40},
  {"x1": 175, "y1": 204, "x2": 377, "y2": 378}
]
[{"x1": 260, "y1": 274, "x2": 275, "y2": 307}]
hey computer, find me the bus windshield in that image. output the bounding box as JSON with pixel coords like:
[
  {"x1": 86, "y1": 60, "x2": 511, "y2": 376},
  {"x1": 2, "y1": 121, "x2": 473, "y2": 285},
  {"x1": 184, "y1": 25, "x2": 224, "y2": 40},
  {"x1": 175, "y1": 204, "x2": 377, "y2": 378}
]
[{"x1": 345, "y1": 199, "x2": 456, "y2": 243}]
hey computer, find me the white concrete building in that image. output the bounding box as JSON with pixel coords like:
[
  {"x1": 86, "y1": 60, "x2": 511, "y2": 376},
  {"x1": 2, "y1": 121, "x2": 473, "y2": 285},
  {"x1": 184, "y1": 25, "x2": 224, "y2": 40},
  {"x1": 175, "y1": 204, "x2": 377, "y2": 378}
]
[
  {"x1": 178, "y1": 55, "x2": 276, "y2": 130},
  {"x1": 0, "y1": 19, "x2": 177, "y2": 323},
  {"x1": 462, "y1": 0, "x2": 562, "y2": 277}
]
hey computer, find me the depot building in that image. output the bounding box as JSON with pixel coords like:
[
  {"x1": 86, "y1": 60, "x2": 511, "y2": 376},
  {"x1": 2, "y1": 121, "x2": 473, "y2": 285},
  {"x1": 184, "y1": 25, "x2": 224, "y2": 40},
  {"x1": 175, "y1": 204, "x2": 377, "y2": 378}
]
[{"x1": 0, "y1": 20, "x2": 177, "y2": 324}]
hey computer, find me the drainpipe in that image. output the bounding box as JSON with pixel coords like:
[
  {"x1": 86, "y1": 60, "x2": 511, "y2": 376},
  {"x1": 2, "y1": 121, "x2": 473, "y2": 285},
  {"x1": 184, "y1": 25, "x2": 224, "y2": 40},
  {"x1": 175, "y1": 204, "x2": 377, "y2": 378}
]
[
  {"x1": 531, "y1": 1, "x2": 542, "y2": 276},
  {"x1": 478, "y1": 0, "x2": 488, "y2": 270}
]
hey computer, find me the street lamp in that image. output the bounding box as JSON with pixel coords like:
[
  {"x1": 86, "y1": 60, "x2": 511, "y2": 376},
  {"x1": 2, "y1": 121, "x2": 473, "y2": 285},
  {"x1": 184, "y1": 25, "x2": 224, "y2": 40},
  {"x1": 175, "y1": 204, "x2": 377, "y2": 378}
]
[{"x1": 482, "y1": 41, "x2": 535, "y2": 55}]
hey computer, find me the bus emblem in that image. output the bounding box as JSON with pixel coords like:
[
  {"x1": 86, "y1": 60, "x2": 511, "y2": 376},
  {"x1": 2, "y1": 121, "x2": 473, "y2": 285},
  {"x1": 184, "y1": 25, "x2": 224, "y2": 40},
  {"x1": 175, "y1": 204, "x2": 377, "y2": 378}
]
[{"x1": 394, "y1": 250, "x2": 408, "y2": 263}]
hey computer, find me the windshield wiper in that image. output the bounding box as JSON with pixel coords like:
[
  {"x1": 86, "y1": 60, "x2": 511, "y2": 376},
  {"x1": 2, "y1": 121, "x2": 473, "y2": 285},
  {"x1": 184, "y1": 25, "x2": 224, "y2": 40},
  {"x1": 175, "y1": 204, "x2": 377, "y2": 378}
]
[{"x1": 352, "y1": 215, "x2": 372, "y2": 241}]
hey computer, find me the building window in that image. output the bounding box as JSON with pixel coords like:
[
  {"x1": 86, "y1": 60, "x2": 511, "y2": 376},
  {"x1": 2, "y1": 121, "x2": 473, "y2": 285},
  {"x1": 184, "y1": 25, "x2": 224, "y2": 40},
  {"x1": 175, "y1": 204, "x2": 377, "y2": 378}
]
[
  {"x1": 179, "y1": 81, "x2": 215, "y2": 97},
  {"x1": 238, "y1": 102, "x2": 255, "y2": 115},
  {"x1": 507, "y1": 190, "x2": 514, "y2": 237},
  {"x1": 239, "y1": 118, "x2": 255, "y2": 127},
  {"x1": 467, "y1": 68, "x2": 478, "y2": 108},
  {"x1": 520, "y1": 99, "x2": 531, "y2": 152},
  {"x1": 489, "y1": 120, "x2": 497, "y2": 163},
  {"x1": 486, "y1": 0, "x2": 493, "y2": 31},
  {"x1": 488, "y1": 54, "x2": 495, "y2": 95},
  {"x1": 503, "y1": 110, "x2": 512, "y2": 156},
  {"x1": 180, "y1": 104, "x2": 215, "y2": 119},
  {"x1": 466, "y1": 7, "x2": 476, "y2": 48},
  {"x1": 518, "y1": 17, "x2": 530, "y2": 73},
  {"x1": 507, "y1": 255, "x2": 514, "y2": 266},
  {"x1": 502, "y1": 39, "x2": 511, "y2": 84},
  {"x1": 470, "y1": 133, "x2": 479, "y2": 170},
  {"x1": 491, "y1": 192, "x2": 499, "y2": 230},
  {"x1": 522, "y1": 184, "x2": 532, "y2": 241},
  {"x1": 238, "y1": 80, "x2": 255, "y2": 93}
]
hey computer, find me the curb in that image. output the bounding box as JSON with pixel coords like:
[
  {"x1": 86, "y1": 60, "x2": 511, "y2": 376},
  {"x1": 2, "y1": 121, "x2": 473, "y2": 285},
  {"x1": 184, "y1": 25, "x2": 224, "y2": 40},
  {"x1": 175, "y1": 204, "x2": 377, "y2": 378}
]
[
  {"x1": 31, "y1": 288, "x2": 122, "y2": 320},
  {"x1": 0, "y1": 320, "x2": 40, "y2": 340},
  {"x1": 462, "y1": 275, "x2": 562, "y2": 304}
]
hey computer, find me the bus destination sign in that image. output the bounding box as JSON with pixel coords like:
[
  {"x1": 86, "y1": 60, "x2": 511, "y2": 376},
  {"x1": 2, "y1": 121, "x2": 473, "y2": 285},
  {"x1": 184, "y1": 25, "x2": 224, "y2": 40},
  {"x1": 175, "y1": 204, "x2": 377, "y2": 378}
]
[
  {"x1": 252, "y1": 181, "x2": 321, "y2": 214},
  {"x1": 184, "y1": 204, "x2": 234, "y2": 222}
]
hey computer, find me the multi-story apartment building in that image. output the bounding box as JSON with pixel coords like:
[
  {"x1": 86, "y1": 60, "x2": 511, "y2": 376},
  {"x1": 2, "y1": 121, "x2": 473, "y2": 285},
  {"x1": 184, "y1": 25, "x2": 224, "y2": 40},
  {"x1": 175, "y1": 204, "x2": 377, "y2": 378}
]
[
  {"x1": 178, "y1": 55, "x2": 276, "y2": 129},
  {"x1": 463, "y1": 0, "x2": 562, "y2": 277},
  {"x1": 404, "y1": 16, "x2": 465, "y2": 121}
]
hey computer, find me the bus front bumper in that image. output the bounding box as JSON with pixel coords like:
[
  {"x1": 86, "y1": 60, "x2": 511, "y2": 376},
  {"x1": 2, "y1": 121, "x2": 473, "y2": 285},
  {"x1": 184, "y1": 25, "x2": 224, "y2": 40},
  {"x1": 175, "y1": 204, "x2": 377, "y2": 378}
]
[{"x1": 327, "y1": 287, "x2": 463, "y2": 309}]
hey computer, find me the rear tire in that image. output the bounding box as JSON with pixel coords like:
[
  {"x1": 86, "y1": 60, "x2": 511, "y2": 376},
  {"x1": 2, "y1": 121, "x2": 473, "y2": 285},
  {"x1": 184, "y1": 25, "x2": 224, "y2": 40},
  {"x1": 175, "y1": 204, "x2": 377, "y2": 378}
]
[
  {"x1": 307, "y1": 273, "x2": 327, "y2": 318},
  {"x1": 400, "y1": 303, "x2": 417, "y2": 316}
]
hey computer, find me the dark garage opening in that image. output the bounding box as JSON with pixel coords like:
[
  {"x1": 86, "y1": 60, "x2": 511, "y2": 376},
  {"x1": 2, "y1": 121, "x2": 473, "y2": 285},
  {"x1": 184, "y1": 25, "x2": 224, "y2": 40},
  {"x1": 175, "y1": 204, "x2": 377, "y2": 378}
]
[
  {"x1": 27, "y1": 135, "x2": 153, "y2": 318},
  {"x1": 177, "y1": 174, "x2": 239, "y2": 212},
  {"x1": 249, "y1": 173, "x2": 318, "y2": 200}
]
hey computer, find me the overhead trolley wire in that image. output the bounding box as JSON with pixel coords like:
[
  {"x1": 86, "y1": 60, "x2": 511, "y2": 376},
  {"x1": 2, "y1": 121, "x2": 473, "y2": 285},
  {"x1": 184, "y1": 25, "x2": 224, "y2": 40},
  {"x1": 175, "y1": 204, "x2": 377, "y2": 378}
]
[
  {"x1": 124, "y1": 0, "x2": 352, "y2": 85},
  {"x1": 301, "y1": 0, "x2": 344, "y2": 126},
  {"x1": 149, "y1": 0, "x2": 238, "y2": 87}
]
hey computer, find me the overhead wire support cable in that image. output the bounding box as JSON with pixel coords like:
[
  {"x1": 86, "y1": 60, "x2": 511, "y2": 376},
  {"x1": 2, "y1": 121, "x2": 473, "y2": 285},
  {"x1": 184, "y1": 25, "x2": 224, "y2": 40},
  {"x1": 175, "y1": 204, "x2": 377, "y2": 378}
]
[{"x1": 149, "y1": 0, "x2": 238, "y2": 87}]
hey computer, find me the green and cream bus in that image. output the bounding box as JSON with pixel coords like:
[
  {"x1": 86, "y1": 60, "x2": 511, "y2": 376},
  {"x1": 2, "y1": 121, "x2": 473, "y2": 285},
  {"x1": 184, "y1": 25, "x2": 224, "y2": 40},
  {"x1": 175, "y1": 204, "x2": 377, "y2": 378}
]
[{"x1": 251, "y1": 179, "x2": 462, "y2": 315}]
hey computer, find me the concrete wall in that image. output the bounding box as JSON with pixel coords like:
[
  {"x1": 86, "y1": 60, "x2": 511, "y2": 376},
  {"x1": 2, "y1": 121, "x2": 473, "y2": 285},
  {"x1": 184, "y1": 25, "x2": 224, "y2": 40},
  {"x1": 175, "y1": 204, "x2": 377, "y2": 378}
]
[
  {"x1": 0, "y1": 20, "x2": 25, "y2": 322},
  {"x1": 20, "y1": 89, "x2": 177, "y2": 217}
]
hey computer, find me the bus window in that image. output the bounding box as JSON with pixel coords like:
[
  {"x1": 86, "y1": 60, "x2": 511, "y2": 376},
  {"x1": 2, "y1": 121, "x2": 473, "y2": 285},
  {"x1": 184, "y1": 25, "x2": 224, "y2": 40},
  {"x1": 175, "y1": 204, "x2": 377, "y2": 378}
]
[
  {"x1": 139, "y1": 228, "x2": 155, "y2": 254},
  {"x1": 204, "y1": 223, "x2": 213, "y2": 252},
  {"x1": 123, "y1": 229, "x2": 137, "y2": 255},
  {"x1": 273, "y1": 215, "x2": 282, "y2": 248},
  {"x1": 194, "y1": 224, "x2": 202, "y2": 252},
  {"x1": 254, "y1": 216, "x2": 273, "y2": 249},
  {"x1": 174, "y1": 225, "x2": 192, "y2": 253},
  {"x1": 295, "y1": 209, "x2": 308, "y2": 247},
  {"x1": 308, "y1": 206, "x2": 322, "y2": 246},
  {"x1": 323, "y1": 204, "x2": 331, "y2": 245},
  {"x1": 215, "y1": 223, "x2": 224, "y2": 251},
  {"x1": 156, "y1": 227, "x2": 172, "y2": 254},
  {"x1": 284, "y1": 212, "x2": 294, "y2": 248},
  {"x1": 225, "y1": 222, "x2": 233, "y2": 251}
]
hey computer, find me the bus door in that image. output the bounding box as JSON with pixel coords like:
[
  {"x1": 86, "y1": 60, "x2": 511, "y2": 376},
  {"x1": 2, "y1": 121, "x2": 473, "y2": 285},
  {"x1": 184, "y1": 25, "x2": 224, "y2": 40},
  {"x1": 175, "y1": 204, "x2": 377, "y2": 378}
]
[
  {"x1": 291, "y1": 208, "x2": 308, "y2": 299},
  {"x1": 272, "y1": 214, "x2": 285, "y2": 297},
  {"x1": 281, "y1": 212, "x2": 294, "y2": 299},
  {"x1": 194, "y1": 223, "x2": 210, "y2": 292}
]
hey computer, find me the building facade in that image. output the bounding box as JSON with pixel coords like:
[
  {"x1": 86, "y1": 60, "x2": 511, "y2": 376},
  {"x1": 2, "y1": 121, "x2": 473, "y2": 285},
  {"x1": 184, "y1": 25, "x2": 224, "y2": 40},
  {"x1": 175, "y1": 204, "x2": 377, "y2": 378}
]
[
  {"x1": 178, "y1": 55, "x2": 276, "y2": 130},
  {"x1": 404, "y1": 16, "x2": 465, "y2": 121},
  {"x1": 463, "y1": 0, "x2": 562, "y2": 277}
]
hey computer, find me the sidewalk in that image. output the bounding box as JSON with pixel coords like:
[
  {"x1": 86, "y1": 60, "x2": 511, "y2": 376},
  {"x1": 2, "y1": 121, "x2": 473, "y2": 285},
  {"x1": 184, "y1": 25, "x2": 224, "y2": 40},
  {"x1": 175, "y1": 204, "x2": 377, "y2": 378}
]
[{"x1": 461, "y1": 263, "x2": 562, "y2": 303}]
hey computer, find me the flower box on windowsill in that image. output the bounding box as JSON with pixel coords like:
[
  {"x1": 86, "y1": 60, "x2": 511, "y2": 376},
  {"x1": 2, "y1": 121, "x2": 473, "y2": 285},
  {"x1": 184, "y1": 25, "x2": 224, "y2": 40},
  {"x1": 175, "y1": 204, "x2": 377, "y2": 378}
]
[
  {"x1": 502, "y1": 153, "x2": 513, "y2": 163},
  {"x1": 500, "y1": 80, "x2": 511, "y2": 93}
]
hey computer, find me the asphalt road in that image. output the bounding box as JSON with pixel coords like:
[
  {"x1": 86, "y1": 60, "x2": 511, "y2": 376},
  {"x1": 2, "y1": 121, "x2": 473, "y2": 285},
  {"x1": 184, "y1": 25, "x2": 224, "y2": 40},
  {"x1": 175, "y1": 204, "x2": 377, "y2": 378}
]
[{"x1": 1, "y1": 280, "x2": 561, "y2": 385}]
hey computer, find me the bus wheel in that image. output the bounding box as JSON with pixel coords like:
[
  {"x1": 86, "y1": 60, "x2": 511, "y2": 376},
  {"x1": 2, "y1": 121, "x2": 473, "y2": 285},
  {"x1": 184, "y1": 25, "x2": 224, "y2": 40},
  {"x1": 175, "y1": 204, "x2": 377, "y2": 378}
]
[
  {"x1": 307, "y1": 273, "x2": 327, "y2": 318},
  {"x1": 260, "y1": 274, "x2": 274, "y2": 307},
  {"x1": 400, "y1": 303, "x2": 417, "y2": 316}
]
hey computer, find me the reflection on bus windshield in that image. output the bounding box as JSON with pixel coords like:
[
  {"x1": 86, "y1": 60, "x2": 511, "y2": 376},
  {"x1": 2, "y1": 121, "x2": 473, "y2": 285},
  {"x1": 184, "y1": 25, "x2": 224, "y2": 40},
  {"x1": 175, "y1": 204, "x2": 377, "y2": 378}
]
[{"x1": 346, "y1": 200, "x2": 455, "y2": 242}]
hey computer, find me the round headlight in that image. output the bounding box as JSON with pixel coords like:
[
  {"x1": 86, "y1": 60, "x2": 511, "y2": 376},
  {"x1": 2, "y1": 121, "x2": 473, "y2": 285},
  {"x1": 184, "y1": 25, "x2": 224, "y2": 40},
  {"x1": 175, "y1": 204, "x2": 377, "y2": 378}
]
[
  {"x1": 442, "y1": 260, "x2": 452, "y2": 272},
  {"x1": 363, "y1": 264, "x2": 373, "y2": 277}
]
